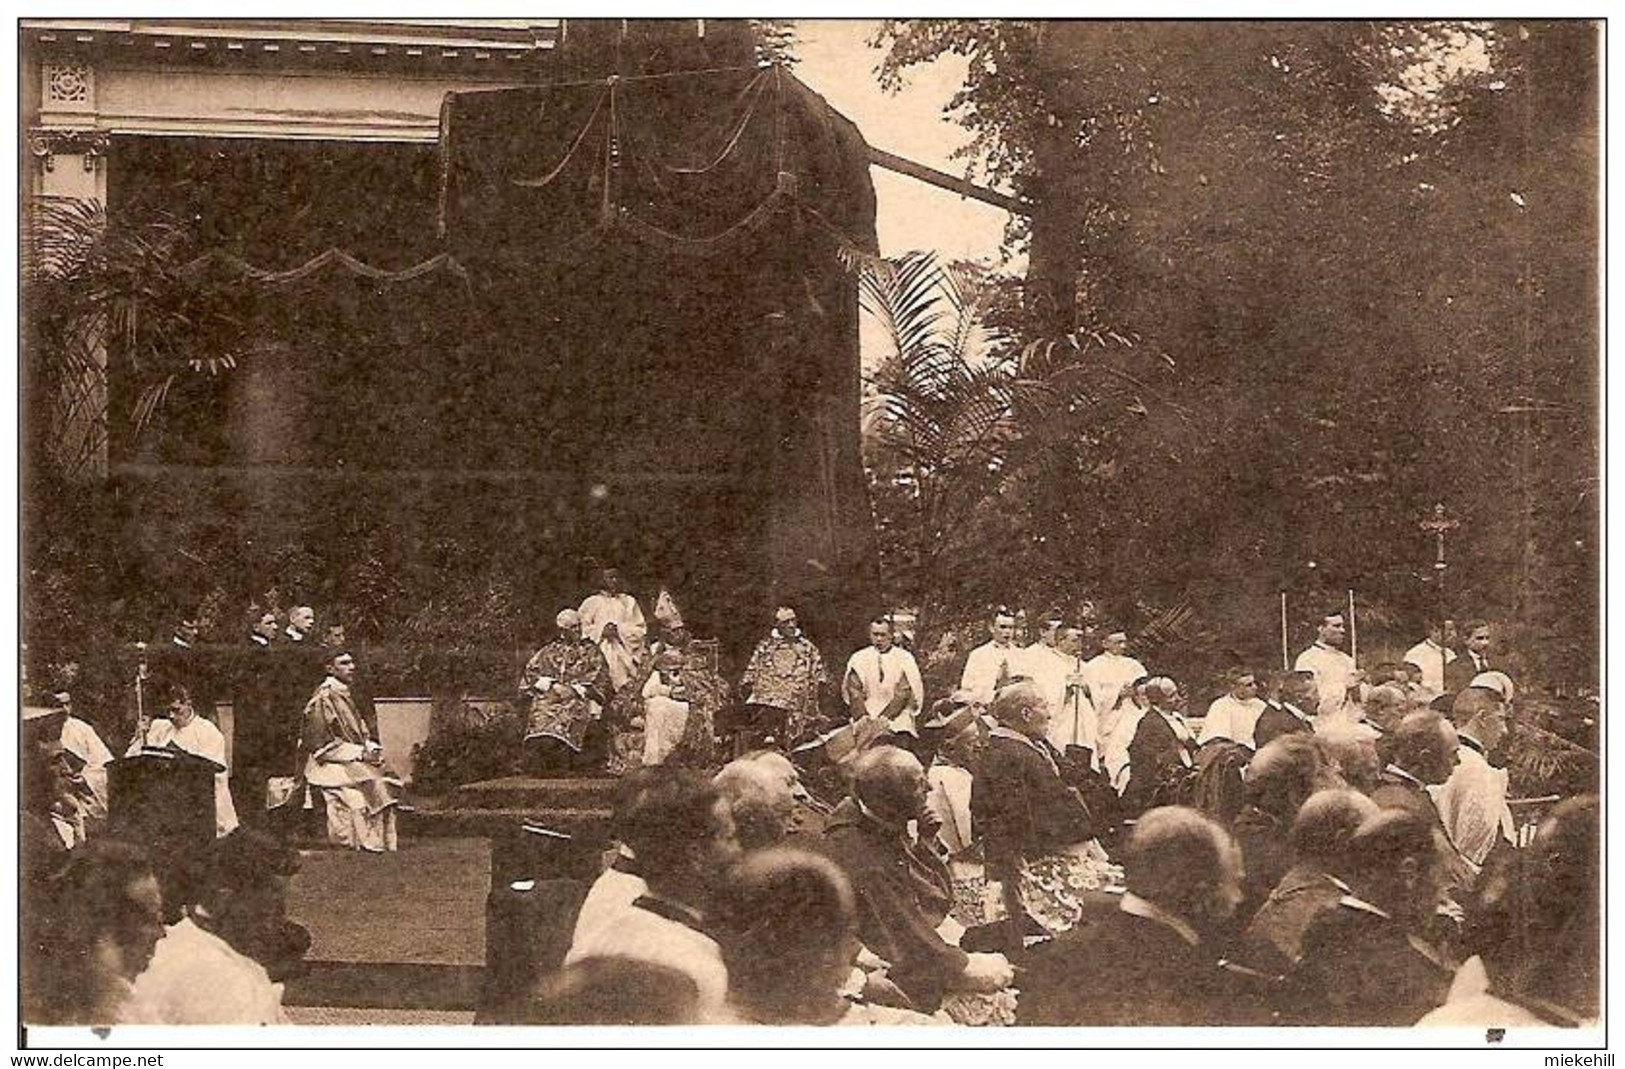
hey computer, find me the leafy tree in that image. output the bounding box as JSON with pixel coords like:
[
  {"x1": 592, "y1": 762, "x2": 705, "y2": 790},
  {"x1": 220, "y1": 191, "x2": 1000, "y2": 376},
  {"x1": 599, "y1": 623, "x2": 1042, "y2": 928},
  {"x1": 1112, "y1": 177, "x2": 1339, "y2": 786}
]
[{"x1": 871, "y1": 21, "x2": 1596, "y2": 686}]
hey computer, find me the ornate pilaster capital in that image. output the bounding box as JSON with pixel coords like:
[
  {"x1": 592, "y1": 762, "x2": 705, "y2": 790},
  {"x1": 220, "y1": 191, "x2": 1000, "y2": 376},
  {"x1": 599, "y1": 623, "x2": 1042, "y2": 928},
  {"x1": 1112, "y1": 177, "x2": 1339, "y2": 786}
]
[{"x1": 28, "y1": 127, "x2": 111, "y2": 172}]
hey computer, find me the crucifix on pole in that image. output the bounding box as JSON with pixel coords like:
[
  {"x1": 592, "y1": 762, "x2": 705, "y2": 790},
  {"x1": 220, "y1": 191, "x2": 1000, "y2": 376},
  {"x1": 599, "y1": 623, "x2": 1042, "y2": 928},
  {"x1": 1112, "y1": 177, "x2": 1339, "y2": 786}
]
[{"x1": 1419, "y1": 502, "x2": 1460, "y2": 605}]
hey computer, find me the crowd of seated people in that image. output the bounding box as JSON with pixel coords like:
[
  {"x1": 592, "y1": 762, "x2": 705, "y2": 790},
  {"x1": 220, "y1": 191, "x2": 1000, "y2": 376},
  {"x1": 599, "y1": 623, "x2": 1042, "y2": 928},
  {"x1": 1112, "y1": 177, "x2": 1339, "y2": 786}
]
[{"x1": 19, "y1": 595, "x2": 1598, "y2": 1031}]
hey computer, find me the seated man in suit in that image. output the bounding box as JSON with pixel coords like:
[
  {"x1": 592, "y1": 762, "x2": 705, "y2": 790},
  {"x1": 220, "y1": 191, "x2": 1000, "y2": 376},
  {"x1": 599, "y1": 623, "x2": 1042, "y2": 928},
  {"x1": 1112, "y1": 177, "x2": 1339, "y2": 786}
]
[
  {"x1": 1122, "y1": 677, "x2": 1197, "y2": 814},
  {"x1": 1371, "y1": 711, "x2": 1460, "y2": 824},
  {"x1": 1229, "y1": 734, "x2": 1329, "y2": 925},
  {"x1": 1017, "y1": 806, "x2": 1270, "y2": 1026},
  {"x1": 1241, "y1": 788, "x2": 1377, "y2": 972},
  {"x1": 1253, "y1": 670, "x2": 1319, "y2": 749},
  {"x1": 1288, "y1": 808, "x2": 1453, "y2": 1025},
  {"x1": 820, "y1": 746, "x2": 1013, "y2": 1012}
]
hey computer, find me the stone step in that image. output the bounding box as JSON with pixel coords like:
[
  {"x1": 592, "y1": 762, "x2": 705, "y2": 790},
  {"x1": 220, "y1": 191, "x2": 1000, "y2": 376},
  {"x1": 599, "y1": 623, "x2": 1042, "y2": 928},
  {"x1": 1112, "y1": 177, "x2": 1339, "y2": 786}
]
[
  {"x1": 443, "y1": 775, "x2": 620, "y2": 811},
  {"x1": 406, "y1": 805, "x2": 612, "y2": 843}
]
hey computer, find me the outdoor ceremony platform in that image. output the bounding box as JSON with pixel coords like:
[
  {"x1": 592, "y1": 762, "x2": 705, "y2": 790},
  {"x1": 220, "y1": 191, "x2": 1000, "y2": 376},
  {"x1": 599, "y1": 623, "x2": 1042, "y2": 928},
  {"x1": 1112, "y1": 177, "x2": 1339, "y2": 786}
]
[{"x1": 280, "y1": 776, "x2": 618, "y2": 1023}]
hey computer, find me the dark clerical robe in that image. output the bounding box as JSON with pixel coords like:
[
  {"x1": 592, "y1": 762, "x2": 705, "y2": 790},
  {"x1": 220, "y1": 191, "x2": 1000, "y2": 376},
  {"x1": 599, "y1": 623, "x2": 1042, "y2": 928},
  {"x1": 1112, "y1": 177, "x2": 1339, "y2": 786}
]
[
  {"x1": 520, "y1": 638, "x2": 611, "y2": 752},
  {"x1": 820, "y1": 797, "x2": 967, "y2": 1012},
  {"x1": 1017, "y1": 892, "x2": 1275, "y2": 1026},
  {"x1": 1253, "y1": 701, "x2": 1314, "y2": 749},
  {"x1": 1123, "y1": 709, "x2": 1198, "y2": 814},
  {"x1": 973, "y1": 729, "x2": 1095, "y2": 874},
  {"x1": 1288, "y1": 893, "x2": 1452, "y2": 1025}
]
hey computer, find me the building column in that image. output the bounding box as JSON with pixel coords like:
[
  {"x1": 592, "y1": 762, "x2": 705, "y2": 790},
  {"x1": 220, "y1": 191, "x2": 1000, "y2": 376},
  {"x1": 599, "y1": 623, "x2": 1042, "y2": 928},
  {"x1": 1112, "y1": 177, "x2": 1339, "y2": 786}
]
[{"x1": 28, "y1": 54, "x2": 111, "y2": 480}]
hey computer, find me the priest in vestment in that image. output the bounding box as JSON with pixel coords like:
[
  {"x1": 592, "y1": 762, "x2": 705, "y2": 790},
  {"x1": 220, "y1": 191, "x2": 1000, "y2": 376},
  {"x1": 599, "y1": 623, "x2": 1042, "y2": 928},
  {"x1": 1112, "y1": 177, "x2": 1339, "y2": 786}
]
[
  {"x1": 521, "y1": 609, "x2": 613, "y2": 774},
  {"x1": 842, "y1": 617, "x2": 926, "y2": 738},
  {"x1": 578, "y1": 567, "x2": 647, "y2": 695},
  {"x1": 739, "y1": 607, "x2": 827, "y2": 748},
  {"x1": 300, "y1": 651, "x2": 403, "y2": 852}
]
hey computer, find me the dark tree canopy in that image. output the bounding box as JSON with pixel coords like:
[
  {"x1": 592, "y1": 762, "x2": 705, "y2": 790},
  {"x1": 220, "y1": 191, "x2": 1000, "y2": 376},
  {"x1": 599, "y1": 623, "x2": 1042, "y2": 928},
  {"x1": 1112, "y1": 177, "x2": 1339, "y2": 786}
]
[{"x1": 869, "y1": 20, "x2": 1597, "y2": 687}]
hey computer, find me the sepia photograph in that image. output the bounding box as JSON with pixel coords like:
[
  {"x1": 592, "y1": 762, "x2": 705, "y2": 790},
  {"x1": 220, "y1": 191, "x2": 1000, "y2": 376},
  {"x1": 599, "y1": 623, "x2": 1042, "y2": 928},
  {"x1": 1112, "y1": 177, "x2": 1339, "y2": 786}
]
[{"x1": 14, "y1": 13, "x2": 1602, "y2": 1049}]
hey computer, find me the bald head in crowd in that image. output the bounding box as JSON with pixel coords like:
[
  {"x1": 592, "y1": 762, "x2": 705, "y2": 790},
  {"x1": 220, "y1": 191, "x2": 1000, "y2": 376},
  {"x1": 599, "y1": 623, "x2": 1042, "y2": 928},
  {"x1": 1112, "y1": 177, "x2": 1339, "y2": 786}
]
[
  {"x1": 709, "y1": 848, "x2": 860, "y2": 1024},
  {"x1": 714, "y1": 755, "x2": 798, "y2": 851},
  {"x1": 1344, "y1": 808, "x2": 1447, "y2": 927},
  {"x1": 1363, "y1": 683, "x2": 1409, "y2": 731},
  {"x1": 1314, "y1": 731, "x2": 1381, "y2": 794},
  {"x1": 1388, "y1": 711, "x2": 1460, "y2": 786},
  {"x1": 1121, "y1": 807, "x2": 1245, "y2": 933},
  {"x1": 990, "y1": 680, "x2": 1049, "y2": 738},
  {"x1": 1273, "y1": 669, "x2": 1320, "y2": 715},
  {"x1": 849, "y1": 746, "x2": 928, "y2": 826},
  {"x1": 1244, "y1": 735, "x2": 1327, "y2": 820},
  {"x1": 1144, "y1": 677, "x2": 1180, "y2": 711},
  {"x1": 1449, "y1": 686, "x2": 1511, "y2": 755},
  {"x1": 1291, "y1": 789, "x2": 1380, "y2": 874}
]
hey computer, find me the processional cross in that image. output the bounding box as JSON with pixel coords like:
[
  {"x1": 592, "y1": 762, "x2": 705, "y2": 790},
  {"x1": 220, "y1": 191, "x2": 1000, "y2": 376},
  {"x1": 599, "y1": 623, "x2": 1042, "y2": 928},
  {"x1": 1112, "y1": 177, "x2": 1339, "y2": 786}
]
[{"x1": 1419, "y1": 503, "x2": 1460, "y2": 599}]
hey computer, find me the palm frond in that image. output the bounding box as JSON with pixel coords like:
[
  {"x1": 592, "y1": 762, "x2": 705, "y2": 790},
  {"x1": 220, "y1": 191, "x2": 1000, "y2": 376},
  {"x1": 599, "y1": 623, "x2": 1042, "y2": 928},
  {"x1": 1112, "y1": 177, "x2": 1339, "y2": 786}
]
[{"x1": 25, "y1": 196, "x2": 251, "y2": 462}]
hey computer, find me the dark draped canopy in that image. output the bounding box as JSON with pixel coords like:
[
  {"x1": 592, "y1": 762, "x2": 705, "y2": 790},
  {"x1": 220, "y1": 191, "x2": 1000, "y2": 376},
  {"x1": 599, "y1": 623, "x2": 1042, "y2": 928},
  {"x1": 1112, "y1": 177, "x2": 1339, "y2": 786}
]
[{"x1": 111, "y1": 66, "x2": 879, "y2": 662}]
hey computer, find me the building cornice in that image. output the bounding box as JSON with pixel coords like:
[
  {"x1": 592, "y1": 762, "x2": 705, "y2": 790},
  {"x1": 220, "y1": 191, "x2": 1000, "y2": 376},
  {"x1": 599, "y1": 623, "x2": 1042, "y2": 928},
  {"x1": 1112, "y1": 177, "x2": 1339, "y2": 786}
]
[{"x1": 22, "y1": 19, "x2": 558, "y2": 71}]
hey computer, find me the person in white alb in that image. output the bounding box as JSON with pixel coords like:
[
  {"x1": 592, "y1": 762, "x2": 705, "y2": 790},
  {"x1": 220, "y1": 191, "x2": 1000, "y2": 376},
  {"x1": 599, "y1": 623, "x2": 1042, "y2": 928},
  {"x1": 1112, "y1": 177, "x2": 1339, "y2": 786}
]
[
  {"x1": 1025, "y1": 623, "x2": 1095, "y2": 755},
  {"x1": 1294, "y1": 610, "x2": 1359, "y2": 718},
  {"x1": 1082, "y1": 629, "x2": 1148, "y2": 762},
  {"x1": 1402, "y1": 618, "x2": 1458, "y2": 696},
  {"x1": 1431, "y1": 686, "x2": 1515, "y2": 871},
  {"x1": 578, "y1": 566, "x2": 648, "y2": 695},
  {"x1": 565, "y1": 769, "x2": 741, "y2": 1018},
  {"x1": 1197, "y1": 668, "x2": 1267, "y2": 749},
  {"x1": 959, "y1": 608, "x2": 1026, "y2": 704},
  {"x1": 127, "y1": 683, "x2": 239, "y2": 837},
  {"x1": 52, "y1": 689, "x2": 113, "y2": 819},
  {"x1": 843, "y1": 617, "x2": 925, "y2": 737}
]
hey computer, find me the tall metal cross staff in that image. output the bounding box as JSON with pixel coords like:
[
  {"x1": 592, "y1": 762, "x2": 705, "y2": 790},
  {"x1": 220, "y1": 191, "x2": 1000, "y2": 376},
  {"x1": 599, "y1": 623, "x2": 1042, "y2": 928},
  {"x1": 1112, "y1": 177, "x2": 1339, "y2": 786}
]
[
  {"x1": 1419, "y1": 503, "x2": 1461, "y2": 598},
  {"x1": 1419, "y1": 503, "x2": 1460, "y2": 687}
]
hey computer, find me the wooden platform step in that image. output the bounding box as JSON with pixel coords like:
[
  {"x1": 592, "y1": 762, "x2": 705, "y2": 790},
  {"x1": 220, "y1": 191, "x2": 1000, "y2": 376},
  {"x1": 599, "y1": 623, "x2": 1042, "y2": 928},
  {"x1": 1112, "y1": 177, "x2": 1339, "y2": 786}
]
[{"x1": 442, "y1": 775, "x2": 621, "y2": 811}]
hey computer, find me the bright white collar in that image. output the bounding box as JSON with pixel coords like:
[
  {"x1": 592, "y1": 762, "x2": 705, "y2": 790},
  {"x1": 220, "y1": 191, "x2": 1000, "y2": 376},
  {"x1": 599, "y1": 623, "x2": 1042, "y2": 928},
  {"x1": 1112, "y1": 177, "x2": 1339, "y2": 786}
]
[
  {"x1": 1120, "y1": 892, "x2": 1201, "y2": 947},
  {"x1": 324, "y1": 675, "x2": 351, "y2": 696},
  {"x1": 285, "y1": 627, "x2": 306, "y2": 642},
  {"x1": 249, "y1": 634, "x2": 270, "y2": 647},
  {"x1": 1337, "y1": 892, "x2": 1392, "y2": 920},
  {"x1": 172, "y1": 636, "x2": 192, "y2": 649},
  {"x1": 1384, "y1": 763, "x2": 1425, "y2": 788}
]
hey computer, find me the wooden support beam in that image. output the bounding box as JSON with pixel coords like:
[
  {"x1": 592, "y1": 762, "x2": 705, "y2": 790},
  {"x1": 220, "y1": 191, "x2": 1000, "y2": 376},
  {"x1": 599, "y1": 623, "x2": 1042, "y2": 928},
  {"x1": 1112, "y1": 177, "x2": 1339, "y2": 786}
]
[{"x1": 867, "y1": 145, "x2": 1028, "y2": 216}]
